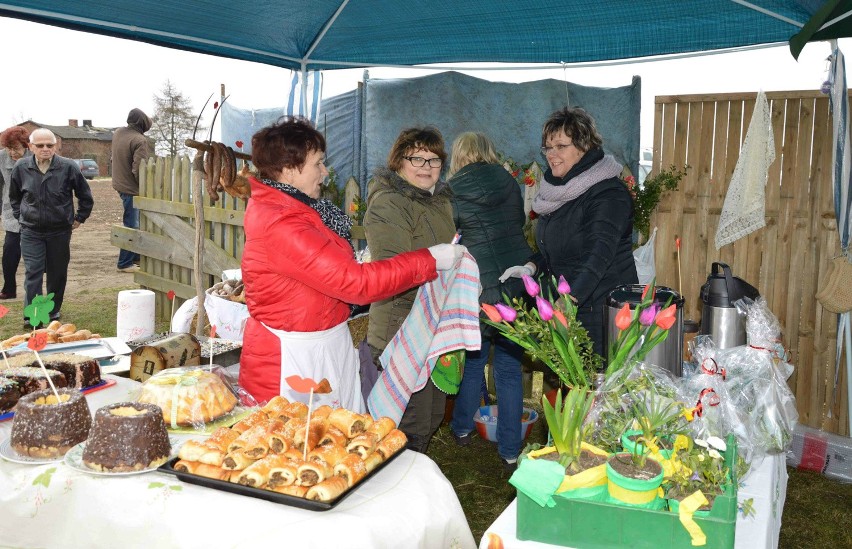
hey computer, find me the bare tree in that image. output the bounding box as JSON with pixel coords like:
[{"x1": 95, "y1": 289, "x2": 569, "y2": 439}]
[{"x1": 151, "y1": 80, "x2": 201, "y2": 157}]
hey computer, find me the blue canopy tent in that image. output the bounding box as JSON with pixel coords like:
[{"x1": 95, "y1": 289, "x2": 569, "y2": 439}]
[{"x1": 0, "y1": 1, "x2": 839, "y2": 71}]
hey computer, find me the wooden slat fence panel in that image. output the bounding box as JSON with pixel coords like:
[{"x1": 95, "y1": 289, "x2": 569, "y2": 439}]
[{"x1": 653, "y1": 90, "x2": 849, "y2": 436}]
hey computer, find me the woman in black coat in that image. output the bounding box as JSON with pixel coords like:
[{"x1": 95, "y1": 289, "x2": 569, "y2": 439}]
[
  {"x1": 502, "y1": 107, "x2": 637, "y2": 358},
  {"x1": 447, "y1": 132, "x2": 533, "y2": 471}
]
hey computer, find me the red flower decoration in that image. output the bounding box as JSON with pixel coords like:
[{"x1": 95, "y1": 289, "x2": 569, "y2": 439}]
[
  {"x1": 676, "y1": 237, "x2": 682, "y2": 250},
  {"x1": 28, "y1": 331, "x2": 48, "y2": 351},
  {"x1": 0, "y1": 304, "x2": 8, "y2": 319},
  {"x1": 235, "y1": 140, "x2": 244, "y2": 148},
  {"x1": 210, "y1": 325, "x2": 217, "y2": 338},
  {"x1": 529, "y1": 210, "x2": 538, "y2": 220},
  {"x1": 167, "y1": 290, "x2": 176, "y2": 301},
  {"x1": 213, "y1": 101, "x2": 219, "y2": 110}
]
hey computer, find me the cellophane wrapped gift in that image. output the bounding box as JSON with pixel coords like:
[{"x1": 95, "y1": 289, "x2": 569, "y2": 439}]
[
  {"x1": 714, "y1": 298, "x2": 798, "y2": 455},
  {"x1": 133, "y1": 365, "x2": 257, "y2": 431},
  {"x1": 681, "y1": 335, "x2": 758, "y2": 469},
  {"x1": 587, "y1": 361, "x2": 687, "y2": 453}
]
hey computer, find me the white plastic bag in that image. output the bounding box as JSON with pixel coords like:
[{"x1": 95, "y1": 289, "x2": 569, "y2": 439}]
[
  {"x1": 633, "y1": 227, "x2": 657, "y2": 285},
  {"x1": 170, "y1": 297, "x2": 199, "y2": 333},
  {"x1": 204, "y1": 293, "x2": 250, "y2": 342}
]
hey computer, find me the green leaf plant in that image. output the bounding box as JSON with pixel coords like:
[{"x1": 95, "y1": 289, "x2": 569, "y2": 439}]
[{"x1": 541, "y1": 387, "x2": 595, "y2": 473}]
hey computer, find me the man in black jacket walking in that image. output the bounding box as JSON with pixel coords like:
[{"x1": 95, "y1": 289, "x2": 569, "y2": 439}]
[{"x1": 10, "y1": 128, "x2": 94, "y2": 328}]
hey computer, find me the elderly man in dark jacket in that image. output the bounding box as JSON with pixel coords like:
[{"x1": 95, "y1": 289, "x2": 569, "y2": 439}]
[
  {"x1": 111, "y1": 108, "x2": 152, "y2": 273},
  {"x1": 10, "y1": 128, "x2": 94, "y2": 328}
]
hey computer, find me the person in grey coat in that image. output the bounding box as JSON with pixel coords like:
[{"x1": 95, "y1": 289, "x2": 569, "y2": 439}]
[
  {"x1": 0, "y1": 126, "x2": 30, "y2": 299},
  {"x1": 447, "y1": 132, "x2": 534, "y2": 472}
]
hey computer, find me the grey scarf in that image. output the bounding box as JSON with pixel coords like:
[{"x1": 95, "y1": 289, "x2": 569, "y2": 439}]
[{"x1": 532, "y1": 154, "x2": 623, "y2": 216}]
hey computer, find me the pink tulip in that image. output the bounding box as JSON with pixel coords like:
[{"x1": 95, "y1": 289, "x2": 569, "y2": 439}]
[
  {"x1": 494, "y1": 303, "x2": 518, "y2": 322},
  {"x1": 536, "y1": 296, "x2": 553, "y2": 321},
  {"x1": 557, "y1": 275, "x2": 571, "y2": 295},
  {"x1": 639, "y1": 303, "x2": 659, "y2": 326},
  {"x1": 522, "y1": 274, "x2": 540, "y2": 297},
  {"x1": 481, "y1": 303, "x2": 502, "y2": 323}
]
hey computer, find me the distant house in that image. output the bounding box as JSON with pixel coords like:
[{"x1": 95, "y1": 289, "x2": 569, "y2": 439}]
[{"x1": 19, "y1": 119, "x2": 114, "y2": 177}]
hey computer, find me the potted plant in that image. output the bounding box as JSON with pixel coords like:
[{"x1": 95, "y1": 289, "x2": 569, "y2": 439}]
[
  {"x1": 605, "y1": 442, "x2": 666, "y2": 509},
  {"x1": 621, "y1": 389, "x2": 688, "y2": 460},
  {"x1": 526, "y1": 387, "x2": 610, "y2": 500},
  {"x1": 664, "y1": 435, "x2": 731, "y2": 515},
  {"x1": 623, "y1": 164, "x2": 689, "y2": 244}
]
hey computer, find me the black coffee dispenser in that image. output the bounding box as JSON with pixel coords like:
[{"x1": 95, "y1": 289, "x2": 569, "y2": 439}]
[{"x1": 699, "y1": 262, "x2": 760, "y2": 348}]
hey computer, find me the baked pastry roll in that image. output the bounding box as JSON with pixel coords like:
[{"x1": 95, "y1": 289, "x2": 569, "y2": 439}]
[
  {"x1": 262, "y1": 395, "x2": 290, "y2": 419},
  {"x1": 334, "y1": 453, "x2": 368, "y2": 487},
  {"x1": 244, "y1": 419, "x2": 284, "y2": 459},
  {"x1": 368, "y1": 417, "x2": 396, "y2": 441},
  {"x1": 267, "y1": 430, "x2": 291, "y2": 454},
  {"x1": 231, "y1": 410, "x2": 270, "y2": 434},
  {"x1": 328, "y1": 408, "x2": 373, "y2": 438},
  {"x1": 318, "y1": 425, "x2": 347, "y2": 448},
  {"x1": 175, "y1": 460, "x2": 232, "y2": 481},
  {"x1": 281, "y1": 401, "x2": 308, "y2": 420},
  {"x1": 281, "y1": 417, "x2": 306, "y2": 440},
  {"x1": 308, "y1": 443, "x2": 348, "y2": 467},
  {"x1": 363, "y1": 452, "x2": 384, "y2": 473},
  {"x1": 208, "y1": 426, "x2": 240, "y2": 451},
  {"x1": 376, "y1": 429, "x2": 407, "y2": 459},
  {"x1": 234, "y1": 455, "x2": 284, "y2": 487},
  {"x1": 312, "y1": 405, "x2": 333, "y2": 419},
  {"x1": 271, "y1": 484, "x2": 308, "y2": 498},
  {"x1": 346, "y1": 433, "x2": 378, "y2": 459},
  {"x1": 306, "y1": 476, "x2": 349, "y2": 502},
  {"x1": 222, "y1": 449, "x2": 257, "y2": 471},
  {"x1": 293, "y1": 417, "x2": 327, "y2": 453},
  {"x1": 283, "y1": 448, "x2": 304, "y2": 462},
  {"x1": 268, "y1": 459, "x2": 301, "y2": 488},
  {"x1": 297, "y1": 460, "x2": 333, "y2": 486}
]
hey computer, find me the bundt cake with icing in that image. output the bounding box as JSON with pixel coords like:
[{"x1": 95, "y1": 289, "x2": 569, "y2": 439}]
[
  {"x1": 82, "y1": 402, "x2": 171, "y2": 472},
  {"x1": 11, "y1": 388, "x2": 92, "y2": 458}
]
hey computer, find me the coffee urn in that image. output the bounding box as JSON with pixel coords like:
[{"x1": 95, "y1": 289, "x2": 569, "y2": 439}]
[{"x1": 699, "y1": 262, "x2": 760, "y2": 349}]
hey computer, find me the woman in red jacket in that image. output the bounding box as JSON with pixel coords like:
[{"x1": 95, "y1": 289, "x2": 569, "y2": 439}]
[{"x1": 239, "y1": 116, "x2": 462, "y2": 410}]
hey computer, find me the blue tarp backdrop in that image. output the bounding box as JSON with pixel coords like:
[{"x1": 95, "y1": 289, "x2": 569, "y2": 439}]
[{"x1": 222, "y1": 71, "x2": 639, "y2": 194}]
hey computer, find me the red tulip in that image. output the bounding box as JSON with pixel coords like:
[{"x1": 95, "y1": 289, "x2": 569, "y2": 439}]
[
  {"x1": 557, "y1": 275, "x2": 571, "y2": 295},
  {"x1": 522, "y1": 274, "x2": 540, "y2": 297},
  {"x1": 553, "y1": 309, "x2": 568, "y2": 328},
  {"x1": 536, "y1": 296, "x2": 553, "y2": 321},
  {"x1": 614, "y1": 303, "x2": 632, "y2": 331},
  {"x1": 481, "y1": 303, "x2": 503, "y2": 323},
  {"x1": 494, "y1": 303, "x2": 518, "y2": 322},
  {"x1": 641, "y1": 283, "x2": 655, "y2": 301},
  {"x1": 655, "y1": 304, "x2": 677, "y2": 330}
]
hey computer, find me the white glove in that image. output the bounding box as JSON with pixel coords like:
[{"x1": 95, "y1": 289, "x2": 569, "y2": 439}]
[
  {"x1": 428, "y1": 244, "x2": 464, "y2": 271},
  {"x1": 499, "y1": 263, "x2": 535, "y2": 283}
]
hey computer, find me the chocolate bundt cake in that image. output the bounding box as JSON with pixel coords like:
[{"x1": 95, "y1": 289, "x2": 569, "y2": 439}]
[
  {"x1": 82, "y1": 402, "x2": 171, "y2": 472},
  {"x1": 11, "y1": 388, "x2": 92, "y2": 458},
  {"x1": 0, "y1": 377, "x2": 22, "y2": 413}
]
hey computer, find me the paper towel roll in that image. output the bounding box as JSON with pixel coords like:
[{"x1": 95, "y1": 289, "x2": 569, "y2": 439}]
[{"x1": 116, "y1": 289, "x2": 156, "y2": 342}]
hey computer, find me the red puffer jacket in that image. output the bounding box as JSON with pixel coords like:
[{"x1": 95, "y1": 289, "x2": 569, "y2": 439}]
[{"x1": 239, "y1": 178, "x2": 437, "y2": 403}]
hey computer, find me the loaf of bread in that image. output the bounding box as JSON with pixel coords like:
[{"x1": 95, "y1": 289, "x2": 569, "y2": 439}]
[{"x1": 136, "y1": 368, "x2": 238, "y2": 427}]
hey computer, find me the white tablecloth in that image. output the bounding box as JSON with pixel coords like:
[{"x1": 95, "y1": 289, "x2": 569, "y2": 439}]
[
  {"x1": 479, "y1": 453, "x2": 788, "y2": 549},
  {"x1": 0, "y1": 376, "x2": 476, "y2": 549}
]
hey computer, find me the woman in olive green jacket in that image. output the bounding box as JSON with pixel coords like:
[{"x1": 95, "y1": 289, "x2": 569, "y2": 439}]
[{"x1": 365, "y1": 126, "x2": 456, "y2": 453}]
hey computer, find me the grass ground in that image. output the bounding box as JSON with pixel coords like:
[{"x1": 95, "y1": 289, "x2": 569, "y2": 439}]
[{"x1": 38, "y1": 291, "x2": 852, "y2": 547}]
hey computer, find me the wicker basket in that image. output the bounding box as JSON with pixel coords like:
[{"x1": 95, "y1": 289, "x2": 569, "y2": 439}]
[{"x1": 347, "y1": 315, "x2": 369, "y2": 347}]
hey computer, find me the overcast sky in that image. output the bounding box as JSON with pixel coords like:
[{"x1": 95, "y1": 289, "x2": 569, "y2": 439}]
[{"x1": 1, "y1": 16, "x2": 850, "y2": 147}]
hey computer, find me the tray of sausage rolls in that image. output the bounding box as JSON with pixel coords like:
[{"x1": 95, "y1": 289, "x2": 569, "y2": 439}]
[{"x1": 157, "y1": 396, "x2": 408, "y2": 511}]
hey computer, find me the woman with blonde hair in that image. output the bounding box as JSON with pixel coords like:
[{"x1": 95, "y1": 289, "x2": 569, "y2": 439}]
[{"x1": 447, "y1": 131, "x2": 533, "y2": 471}]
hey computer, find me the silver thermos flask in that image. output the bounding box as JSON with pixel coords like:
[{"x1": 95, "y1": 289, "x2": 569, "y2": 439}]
[{"x1": 698, "y1": 262, "x2": 760, "y2": 349}]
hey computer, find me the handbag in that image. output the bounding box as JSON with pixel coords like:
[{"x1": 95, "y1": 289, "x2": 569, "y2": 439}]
[{"x1": 815, "y1": 256, "x2": 852, "y2": 314}]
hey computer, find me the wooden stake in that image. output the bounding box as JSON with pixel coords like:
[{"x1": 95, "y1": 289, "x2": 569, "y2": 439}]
[
  {"x1": 303, "y1": 388, "x2": 314, "y2": 461},
  {"x1": 34, "y1": 351, "x2": 61, "y2": 401}
]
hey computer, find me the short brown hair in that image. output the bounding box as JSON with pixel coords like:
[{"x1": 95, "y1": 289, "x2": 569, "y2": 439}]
[
  {"x1": 387, "y1": 126, "x2": 446, "y2": 172},
  {"x1": 0, "y1": 126, "x2": 30, "y2": 149},
  {"x1": 541, "y1": 107, "x2": 602, "y2": 153},
  {"x1": 251, "y1": 116, "x2": 325, "y2": 180}
]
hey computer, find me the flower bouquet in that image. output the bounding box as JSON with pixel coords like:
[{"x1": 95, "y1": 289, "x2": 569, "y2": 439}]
[{"x1": 481, "y1": 274, "x2": 600, "y2": 388}]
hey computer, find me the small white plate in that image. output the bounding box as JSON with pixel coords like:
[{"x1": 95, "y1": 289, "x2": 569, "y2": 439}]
[
  {"x1": 63, "y1": 436, "x2": 182, "y2": 476},
  {"x1": 0, "y1": 437, "x2": 65, "y2": 464}
]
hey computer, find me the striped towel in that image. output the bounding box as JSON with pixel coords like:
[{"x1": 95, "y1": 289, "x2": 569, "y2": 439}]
[{"x1": 367, "y1": 252, "x2": 482, "y2": 423}]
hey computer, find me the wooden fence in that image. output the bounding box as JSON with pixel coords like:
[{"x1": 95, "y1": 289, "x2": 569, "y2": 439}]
[
  {"x1": 651, "y1": 90, "x2": 847, "y2": 436},
  {"x1": 110, "y1": 158, "x2": 363, "y2": 324}
]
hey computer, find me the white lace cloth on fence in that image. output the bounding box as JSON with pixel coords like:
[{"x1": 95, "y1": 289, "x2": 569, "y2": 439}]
[{"x1": 715, "y1": 90, "x2": 776, "y2": 249}]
